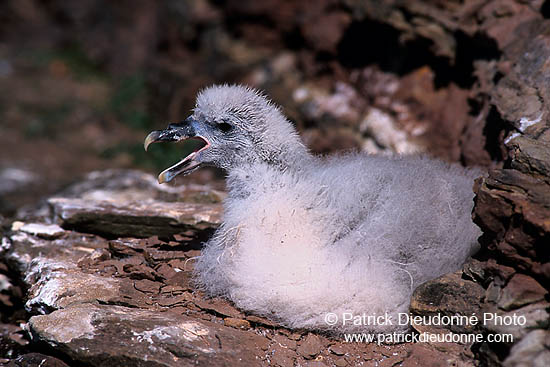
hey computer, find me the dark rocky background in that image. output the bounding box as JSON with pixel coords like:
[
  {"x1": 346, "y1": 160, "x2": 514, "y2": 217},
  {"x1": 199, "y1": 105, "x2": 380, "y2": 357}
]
[{"x1": 1, "y1": 0, "x2": 549, "y2": 366}]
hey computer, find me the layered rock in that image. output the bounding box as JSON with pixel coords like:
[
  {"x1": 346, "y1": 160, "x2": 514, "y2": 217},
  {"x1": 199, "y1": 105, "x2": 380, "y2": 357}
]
[{"x1": 472, "y1": 134, "x2": 550, "y2": 366}]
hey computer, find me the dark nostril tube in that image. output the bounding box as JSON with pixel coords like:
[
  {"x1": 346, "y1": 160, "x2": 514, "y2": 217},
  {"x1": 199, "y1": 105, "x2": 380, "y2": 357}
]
[
  {"x1": 167, "y1": 117, "x2": 194, "y2": 130},
  {"x1": 168, "y1": 122, "x2": 182, "y2": 130}
]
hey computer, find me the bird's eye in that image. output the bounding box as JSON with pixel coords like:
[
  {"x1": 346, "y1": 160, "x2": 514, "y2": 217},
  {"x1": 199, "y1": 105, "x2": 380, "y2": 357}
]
[{"x1": 217, "y1": 121, "x2": 232, "y2": 132}]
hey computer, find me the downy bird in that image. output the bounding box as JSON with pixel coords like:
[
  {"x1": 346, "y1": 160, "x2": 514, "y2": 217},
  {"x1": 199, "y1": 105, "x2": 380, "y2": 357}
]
[{"x1": 144, "y1": 84, "x2": 481, "y2": 333}]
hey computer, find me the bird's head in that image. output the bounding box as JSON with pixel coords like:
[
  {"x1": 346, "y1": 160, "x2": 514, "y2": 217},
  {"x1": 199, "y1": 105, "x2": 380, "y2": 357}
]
[{"x1": 145, "y1": 84, "x2": 307, "y2": 183}]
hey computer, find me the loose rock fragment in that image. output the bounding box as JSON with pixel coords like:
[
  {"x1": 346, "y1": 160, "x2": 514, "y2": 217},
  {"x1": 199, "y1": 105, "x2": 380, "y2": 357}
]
[
  {"x1": 223, "y1": 318, "x2": 251, "y2": 330},
  {"x1": 297, "y1": 334, "x2": 323, "y2": 359}
]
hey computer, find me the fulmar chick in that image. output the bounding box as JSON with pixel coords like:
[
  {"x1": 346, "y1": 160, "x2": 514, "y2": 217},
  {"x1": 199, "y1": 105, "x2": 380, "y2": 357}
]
[{"x1": 144, "y1": 84, "x2": 481, "y2": 334}]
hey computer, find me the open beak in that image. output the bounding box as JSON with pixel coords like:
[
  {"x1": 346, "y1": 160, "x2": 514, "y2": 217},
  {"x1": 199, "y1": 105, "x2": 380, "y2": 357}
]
[{"x1": 144, "y1": 119, "x2": 210, "y2": 184}]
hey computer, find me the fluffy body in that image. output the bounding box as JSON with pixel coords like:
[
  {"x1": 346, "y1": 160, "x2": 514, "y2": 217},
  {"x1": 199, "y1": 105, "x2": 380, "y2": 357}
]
[{"x1": 180, "y1": 85, "x2": 481, "y2": 334}]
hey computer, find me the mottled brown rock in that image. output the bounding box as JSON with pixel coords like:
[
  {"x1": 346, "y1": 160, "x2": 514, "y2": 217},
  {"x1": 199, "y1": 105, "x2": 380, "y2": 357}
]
[
  {"x1": 483, "y1": 259, "x2": 516, "y2": 284},
  {"x1": 246, "y1": 315, "x2": 280, "y2": 328},
  {"x1": 491, "y1": 20, "x2": 550, "y2": 135},
  {"x1": 193, "y1": 298, "x2": 244, "y2": 319},
  {"x1": 272, "y1": 334, "x2": 297, "y2": 350},
  {"x1": 223, "y1": 317, "x2": 251, "y2": 330},
  {"x1": 473, "y1": 169, "x2": 550, "y2": 283},
  {"x1": 297, "y1": 334, "x2": 323, "y2": 359},
  {"x1": 156, "y1": 294, "x2": 191, "y2": 307},
  {"x1": 145, "y1": 249, "x2": 190, "y2": 261},
  {"x1": 270, "y1": 343, "x2": 297, "y2": 367},
  {"x1": 133, "y1": 279, "x2": 162, "y2": 294},
  {"x1": 410, "y1": 271, "x2": 485, "y2": 334},
  {"x1": 498, "y1": 274, "x2": 547, "y2": 310},
  {"x1": 329, "y1": 344, "x2": 345, "y2": 356},
  {"x1": 155, "y1": 263, "x2": 178, "y2": 279},
  {"x1": 509, "y1": 136, "x2": 550, "y2": 182},
  {"x1": 123, "y1": 263, "x2": 157, "y2": 280}
]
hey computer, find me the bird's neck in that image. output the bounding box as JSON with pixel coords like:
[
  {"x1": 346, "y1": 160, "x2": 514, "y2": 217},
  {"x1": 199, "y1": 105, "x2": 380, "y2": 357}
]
[
  {"x1": 225, "y1": 143, "x2": 314, "y2": 199},
  {"x1": 269, "y1": 139, "x2": 313, "y2": 170},
  {"x1": 224, "y1": 112, "x2": 314, "y2": 198}
]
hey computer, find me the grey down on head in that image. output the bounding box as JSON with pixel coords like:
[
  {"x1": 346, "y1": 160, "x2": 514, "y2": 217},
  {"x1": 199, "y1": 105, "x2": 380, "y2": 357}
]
[{"x1": 144, "y1": 84, "x2": 482, "y2": 334}]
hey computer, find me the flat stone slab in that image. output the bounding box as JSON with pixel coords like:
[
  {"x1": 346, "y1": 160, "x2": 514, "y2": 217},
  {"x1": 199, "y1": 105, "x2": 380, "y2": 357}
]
[
  {"x1": 11, "y1": 222, "x2": 65, "y2": 239},
  {"x1": 49, "y1": 197, "x2": 221, "y2": 238},
  {"x1": 29, "y1": 304, "x2": 267, "y2": 367}
]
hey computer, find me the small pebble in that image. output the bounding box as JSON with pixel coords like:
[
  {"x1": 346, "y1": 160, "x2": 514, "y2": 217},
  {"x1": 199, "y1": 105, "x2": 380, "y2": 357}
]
[{"x1": 224, "y1": 317, "x2": 251, "y2": 330}]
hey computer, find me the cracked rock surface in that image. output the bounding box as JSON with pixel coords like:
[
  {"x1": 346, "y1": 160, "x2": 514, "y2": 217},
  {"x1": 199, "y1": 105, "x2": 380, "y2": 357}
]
[{"x1": 472, "y1": 133, "x2": 550, "y2": 367}]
